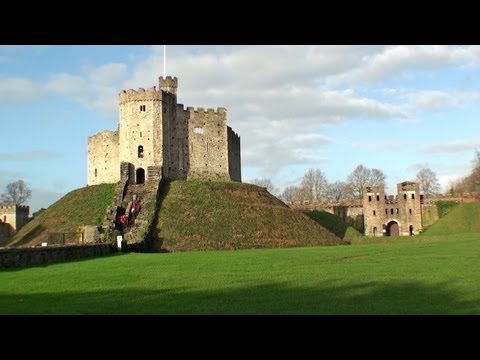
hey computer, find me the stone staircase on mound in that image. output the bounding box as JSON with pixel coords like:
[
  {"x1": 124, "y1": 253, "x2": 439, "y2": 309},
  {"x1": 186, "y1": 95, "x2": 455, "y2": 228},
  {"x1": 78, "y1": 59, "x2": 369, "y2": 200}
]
[{"x1": 102, "y1": 163, "x2": 163, "y2": 249}]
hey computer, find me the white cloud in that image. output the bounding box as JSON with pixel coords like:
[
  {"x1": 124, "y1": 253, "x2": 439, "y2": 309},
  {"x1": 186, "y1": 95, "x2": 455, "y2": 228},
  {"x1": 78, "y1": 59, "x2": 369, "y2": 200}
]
[
  {"x1": 419, "y1": 140, "x2": 480, "y2": 154},
  {"x1": 0, "y1": 77, "x2": 44, "y2": 104},
  {"x1": 45, "y1": 63, "x2": 129, "y2": 116},
  {"x1": 326, "y1": 45, "x2": 480, "y2": 86}
]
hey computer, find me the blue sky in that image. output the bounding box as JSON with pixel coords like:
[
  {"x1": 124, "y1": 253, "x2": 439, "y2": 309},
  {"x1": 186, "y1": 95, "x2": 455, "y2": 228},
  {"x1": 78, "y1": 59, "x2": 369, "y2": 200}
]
[{"x1": 1, "y1": 45, "x2": 480, "y2": 213}]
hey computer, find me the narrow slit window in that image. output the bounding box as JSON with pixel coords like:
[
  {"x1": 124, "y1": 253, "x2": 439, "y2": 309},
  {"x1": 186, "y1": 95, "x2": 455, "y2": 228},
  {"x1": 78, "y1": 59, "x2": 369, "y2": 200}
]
[
  {"x1": 385, "y1": 209, "x2": 388, "y2": 215},
  {"x1": 138, "y1": 145, "x2": 144, "y2": 158},
  {"x1": 368, "y1": 195, "x2": 372, "y2": 202},
  {"x1": 409, "y1": 209, "x2": 412, "y2": 214},
  {"x1": 412, "y1": 194, "x2": 415, "y2": 199},
  {"x1": 376, "y1": 195, "x2": 380, "y2": 201},
  {"x1": 140, "y1": 105, "x2": 146, "y2": 112},
  {"x1": 373, "y1": 210, "x2": 376, "y2": 216},
  {"x1": 396, "y1": 208, "x2": 399, "y2": 214},
  {"x1": 94, "y1": 168, "x2": 97, "y2": 177},
  {"x1": 390, "y1": 208, "x2": 394, "y2": 215}
]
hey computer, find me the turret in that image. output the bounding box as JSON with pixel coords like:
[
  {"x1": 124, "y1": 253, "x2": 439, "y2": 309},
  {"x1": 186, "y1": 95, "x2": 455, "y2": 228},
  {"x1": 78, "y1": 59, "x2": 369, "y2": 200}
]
[{"x1": 159, "y1": 76, "x2": 178, "y2": 96}]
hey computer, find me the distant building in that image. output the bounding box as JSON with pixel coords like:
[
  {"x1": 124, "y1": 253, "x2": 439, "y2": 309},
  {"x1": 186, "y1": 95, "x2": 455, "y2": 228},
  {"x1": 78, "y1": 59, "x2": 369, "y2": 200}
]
[
  {"x1": 0, "y1": 205, "x2": 30, "y2": 245},
  {"x1": 288, "y1": 181, "x2": 423, "y2": 237},
  {"x1": 87, "y1": 76, "x2": 241, "y2": 185},
  {"x1": 362, "y1": 181, "x2": 422, "y2": 236}
]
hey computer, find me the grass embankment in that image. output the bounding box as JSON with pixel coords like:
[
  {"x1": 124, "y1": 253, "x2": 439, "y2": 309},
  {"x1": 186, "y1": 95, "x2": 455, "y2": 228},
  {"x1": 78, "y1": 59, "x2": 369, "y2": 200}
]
[
  {"x1": 422, "y1": 202, "x2": 480, "y2": 236},
  {"x1": 1, "y1": 232, "x2": 479, "y2": 314},
  {"x1": 156, "y1": 180, "x2": 343, "y2": 251},
  {"x1": 6, "y1": 184, "x2": 115, "y2": 247},
  {"x1": 304, "y1": 210, "x2": 363, "y2": 243}
]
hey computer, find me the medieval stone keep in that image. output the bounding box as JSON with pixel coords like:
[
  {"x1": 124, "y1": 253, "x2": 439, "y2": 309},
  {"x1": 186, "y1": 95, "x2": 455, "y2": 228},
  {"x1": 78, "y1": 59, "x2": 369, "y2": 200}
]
[{"x1": 88, "y1": 76, "x2": 241, "y2": 185}]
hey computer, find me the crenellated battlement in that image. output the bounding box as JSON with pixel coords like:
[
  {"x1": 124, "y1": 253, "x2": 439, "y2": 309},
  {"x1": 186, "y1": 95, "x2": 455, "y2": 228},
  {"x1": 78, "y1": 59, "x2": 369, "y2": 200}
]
[
  {"x1": 179, "y1": 105, "x2": 227, "y2": 116},
  {"x1": 0, "y1": 205, "x2": 29, "y2": 212},
  {"x1": 119, "y1": 86, "x2": 162, "y2": 104},
  {"x1": 228, "y1": 126, "x2": 240, "y2": 139},
  {"x1": 159, "y1": 76, "x2": 178, "y2": 95},
  {"x1": 88, "y1": 74, "x2": 241, "y2": 185},
  {"x1": 159, "y1": 76, "x2": 178, "y2": 86}
]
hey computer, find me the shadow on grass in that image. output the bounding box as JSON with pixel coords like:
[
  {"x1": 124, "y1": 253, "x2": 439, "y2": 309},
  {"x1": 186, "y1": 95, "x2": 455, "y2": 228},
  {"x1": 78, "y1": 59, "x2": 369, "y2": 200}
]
[
  {"x1": 0, "y1": 251, "x2": 126, "y2": 272},
  {"x1": 305, "y1": 211, "x2": 349, "y2": 240},
  {"x1": 0, "y1": 279, "x2": 477, "y2": 315}
]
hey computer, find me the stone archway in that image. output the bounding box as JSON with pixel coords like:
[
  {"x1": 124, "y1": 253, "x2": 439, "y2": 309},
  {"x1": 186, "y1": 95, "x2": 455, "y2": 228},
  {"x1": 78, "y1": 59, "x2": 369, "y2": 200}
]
[
  {"x1": 386, "y1": 221, "x2": 399, "y2": 236},
  {"x1": 136, "y1": 168, "x2": 145, "y2": 184}
]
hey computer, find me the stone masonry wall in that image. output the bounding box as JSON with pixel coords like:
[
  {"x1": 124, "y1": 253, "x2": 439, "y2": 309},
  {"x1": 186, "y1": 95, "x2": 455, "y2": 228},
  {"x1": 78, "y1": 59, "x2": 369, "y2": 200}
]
[
  {"x1": 0, "y1": 205, "x2": 29, "y2": 237},
  {"x1": 187, "y1": 107, "x2": 230, "y2": 180},
  {"x1": 88, "y1": 76, "x2": 241, "y2": 185},
  {"x1": 362, "y1": 182, "x2": 422, "y2": 236},
  {"x1": 0, "y1": 244, "x2": 114, "y2": 269},
  {"x1": 88, "y1": 130, "x2": 119, "y2": 185},
  {"x1": 228, "y1": 126, "x2": 241, "y2": 181},
  {"x1": 119, "y1": 87, "x2": 163, "y2": 184},
  {"x1": 363, "y1": 186, "x2": 387, "y2": 236}
]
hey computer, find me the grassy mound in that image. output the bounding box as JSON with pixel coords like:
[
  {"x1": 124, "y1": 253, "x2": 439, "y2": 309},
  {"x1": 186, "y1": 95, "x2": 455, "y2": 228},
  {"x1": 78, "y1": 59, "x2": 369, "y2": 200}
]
[
  {"x1": 155, "y1": 180, "x2": 344, "y2": 251},
  {"x1": 6, "y1": 184, "x2": 115, "y2": 247},
  {"x1": 6, "y1": 180, "x2": 342, "y2": 251}
]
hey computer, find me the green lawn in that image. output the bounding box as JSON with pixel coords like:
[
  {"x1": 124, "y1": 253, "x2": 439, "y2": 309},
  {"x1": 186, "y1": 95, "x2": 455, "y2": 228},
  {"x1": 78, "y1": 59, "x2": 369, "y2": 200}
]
[{"x1": 1, "y1": 233, "x2": 479, "y2": 314}]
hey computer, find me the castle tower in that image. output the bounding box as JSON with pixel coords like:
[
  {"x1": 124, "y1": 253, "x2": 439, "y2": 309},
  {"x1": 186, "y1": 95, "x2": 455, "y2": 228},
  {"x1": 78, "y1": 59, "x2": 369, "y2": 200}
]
[
  {"x1": 397, "y1": 181, "x2": 422, "y2": 235},
  {"x1": 159, "y1": 76, "x2": 178, "y2": 96},
  {"x1": 363, "y1": 185, "x2": 386, "y2": 236},
  {"x1": 0, "y1": 205, "x2": 29, "y2": 245},
  {"x1": 118, "y1": 87, "x2": 164, "y2": 184}
]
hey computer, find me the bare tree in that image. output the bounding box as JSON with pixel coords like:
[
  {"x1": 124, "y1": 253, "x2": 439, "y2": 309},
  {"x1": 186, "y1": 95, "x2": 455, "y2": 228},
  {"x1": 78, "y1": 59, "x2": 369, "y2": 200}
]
[
  {"x1": 279, "y1": 186, "x2": 300, "y2": 202},
  {"x1": 347, "y1": 165, "x2": 387, "y2": 199},
  {"x1": 370, "y1": 168, "x2": 386, "y2": 187},
  {"x1": 0, "y1": 180, "x2": 32, "y2": 205},
  {"x1": 300, "y1": 168, "x2": 328, "y2": 200},
  {"x1": 415, "y1": 167, "x2": 441, "y2": 198},
  {"x1": 325, "y1": 181, "x2": 348, "y2": 201},
  {"x1": 250, "y1": 178, "x2": 279, "y2": 196}
]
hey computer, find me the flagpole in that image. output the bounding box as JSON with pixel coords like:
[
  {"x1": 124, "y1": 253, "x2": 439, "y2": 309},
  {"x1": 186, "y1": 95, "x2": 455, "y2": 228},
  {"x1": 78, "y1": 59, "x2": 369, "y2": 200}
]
[{"x1": 163, "y1": 45, "x2": 166, "y2": 78}]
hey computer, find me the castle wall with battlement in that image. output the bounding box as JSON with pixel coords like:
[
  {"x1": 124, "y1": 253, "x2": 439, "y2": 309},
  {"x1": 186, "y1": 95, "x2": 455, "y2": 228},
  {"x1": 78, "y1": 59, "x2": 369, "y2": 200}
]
[
  {"x1": 87, "y1": 76, "x2": 241, "y2": 185},
  {"x1": 0, "y1": 205, "x2": 30, "y2": 244},
  {"x1": 187, "y1": 107, "x2": 230, "y2": 180},
  {"x1": 363, "y1": 182, "x2": 422, "y2": 236},
  {"x1": 88, "y1": 130, "x2": 119, "y2": 185},
  {"x1": 118, "y1": 86, "x2": 164, "y2": 184},
  {"x1": 288, "y1": 182, "x2": 422, "y2": 236}
]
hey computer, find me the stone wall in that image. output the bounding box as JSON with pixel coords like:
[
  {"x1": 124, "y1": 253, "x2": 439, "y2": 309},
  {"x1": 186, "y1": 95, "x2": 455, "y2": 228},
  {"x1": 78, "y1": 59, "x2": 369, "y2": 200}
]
[
  {"x1": 228, "y1": 126, "x2": 242, "y2": 181},
  {"x1": 87, "y1": 130, "x2": 119, "y2": 185},
  {"x1": 118, "y1": 87, "x2": 163, "y2": 184},
  {"x1": 0, "y1": 223, "x2": 13, "y2": 246},
  {"x1": 87, "y1": 75, "x2": 241, "y2": 185},
  {"x1": 362, "y1": 182, "x2": 422, "y2": 236},
  {"x1": 363, "y1": 186, "x2": 387, "y2": 236},
  {"x1": 0, "y1": 205, "x2": 30, "y2": 243},
  {"x1": 188, "y1": 107, "x2": 230, "y2": 180},
  {"x1": 0, "y1": 244, "x2": 114, "y2": 269}
]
